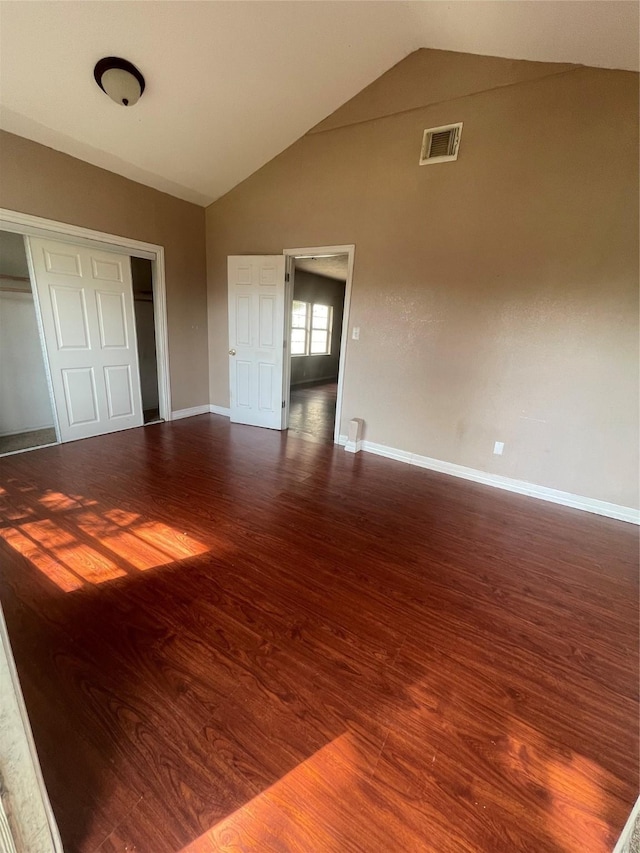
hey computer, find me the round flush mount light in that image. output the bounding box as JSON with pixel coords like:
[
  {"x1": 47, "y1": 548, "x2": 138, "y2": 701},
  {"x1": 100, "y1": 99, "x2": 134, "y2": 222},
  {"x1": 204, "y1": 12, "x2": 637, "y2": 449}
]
[{"x1": 94, "y1": 57, "x2": 145, "y2": 107}]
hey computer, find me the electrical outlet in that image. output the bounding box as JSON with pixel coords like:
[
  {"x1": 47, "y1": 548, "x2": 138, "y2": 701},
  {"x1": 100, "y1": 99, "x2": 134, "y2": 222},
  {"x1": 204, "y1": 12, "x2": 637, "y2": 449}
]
[
  {"x1": 352, "y1": 326, "x2": 360, "y2": 340},
  {"x1": 493, "y1": 441, "x2": 504, "y2": 456}
]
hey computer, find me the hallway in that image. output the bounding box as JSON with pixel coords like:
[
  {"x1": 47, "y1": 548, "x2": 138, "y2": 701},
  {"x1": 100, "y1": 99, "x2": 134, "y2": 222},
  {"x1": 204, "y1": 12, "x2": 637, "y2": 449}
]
[{"x1": 287, "y1": 381, "x2": 337, "y2": 443}]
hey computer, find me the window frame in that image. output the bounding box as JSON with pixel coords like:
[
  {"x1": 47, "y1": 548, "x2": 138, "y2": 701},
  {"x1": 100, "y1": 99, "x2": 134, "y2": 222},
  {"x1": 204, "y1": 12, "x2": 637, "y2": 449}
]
[
  {"x1": 290, "y1": 300, "x2": 333, "y2": 357},
  {"x1": 290, "y1": 299, "x2": 310, "y2": 357}
]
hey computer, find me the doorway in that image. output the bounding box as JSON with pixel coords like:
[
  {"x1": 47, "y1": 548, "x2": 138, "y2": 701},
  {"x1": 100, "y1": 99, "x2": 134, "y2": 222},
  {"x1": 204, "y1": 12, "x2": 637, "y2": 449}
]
[
  {"x1": 287, "y1": 254, "x2": 347, "y2": 443},
  {"x1": 225, "y1": 245, "x2": 353, "y2": 439},
  {"x1": 283, "y1": 245, "x2": 354, "y2": 444}
]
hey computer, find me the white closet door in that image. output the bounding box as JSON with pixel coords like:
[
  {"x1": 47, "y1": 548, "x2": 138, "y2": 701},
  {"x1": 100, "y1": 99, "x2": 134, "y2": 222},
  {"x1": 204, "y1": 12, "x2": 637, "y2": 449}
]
[
  {"x1": 227, "y1": 255, "x2": 286, "y2": 429},
  {"x1": 27, "y1": 237, "x2": 143, "y2": 442}
]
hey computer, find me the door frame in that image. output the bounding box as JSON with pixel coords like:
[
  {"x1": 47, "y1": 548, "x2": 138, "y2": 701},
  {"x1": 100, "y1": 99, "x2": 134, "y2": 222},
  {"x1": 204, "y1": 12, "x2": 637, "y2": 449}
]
[
  {"x1": 283, "y1": 244, "x2": 355, "y2": 443},
  {"x1": 0, "y1": 208, "x2": 172, "y2": 428},
  {"x1": 0, "y1": 602, "x2": 64, "y2": 851}
]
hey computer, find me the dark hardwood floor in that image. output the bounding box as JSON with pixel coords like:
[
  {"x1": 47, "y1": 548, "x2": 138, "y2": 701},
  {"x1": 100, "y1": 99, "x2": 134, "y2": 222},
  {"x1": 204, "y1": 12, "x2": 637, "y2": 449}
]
[
  {"x1": 288, "y1": 381, "x2": 337, "y2": 444},
  {"x1": 0, "y1": 415, "x2": 637, "y2": 853}
]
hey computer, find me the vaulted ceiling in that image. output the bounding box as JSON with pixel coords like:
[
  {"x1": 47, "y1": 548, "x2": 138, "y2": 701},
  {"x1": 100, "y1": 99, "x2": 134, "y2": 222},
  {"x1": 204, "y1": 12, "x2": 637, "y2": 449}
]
[{"x1": 1, "y1": 1, "x2": 637, "y2": 207}]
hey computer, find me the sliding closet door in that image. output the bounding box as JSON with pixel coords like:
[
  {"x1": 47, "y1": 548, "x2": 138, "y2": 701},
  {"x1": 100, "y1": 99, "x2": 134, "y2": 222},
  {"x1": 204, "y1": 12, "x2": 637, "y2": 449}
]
[{"x1": 27, "y1": 237, "x2": 143, "y2": 442}]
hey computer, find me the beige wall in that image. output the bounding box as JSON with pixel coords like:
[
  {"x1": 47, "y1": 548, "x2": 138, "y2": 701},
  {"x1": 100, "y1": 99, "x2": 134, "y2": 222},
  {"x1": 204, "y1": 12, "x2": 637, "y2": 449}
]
[
  {"x1": 207, "y1": 49, "x2": 639, "y2": 508},
  {"x1": 0, "y1": 131, "x2": 208, "y2": 412}
]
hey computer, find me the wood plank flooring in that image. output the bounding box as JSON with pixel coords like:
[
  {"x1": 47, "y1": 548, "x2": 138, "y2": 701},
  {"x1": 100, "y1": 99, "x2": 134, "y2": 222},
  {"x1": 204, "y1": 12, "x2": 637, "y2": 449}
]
[
  {"x1": 0, "y1": 414, "x2": 637, "y2": 853},
  {"x1": 288, "y1": 382, "x2": 337, "y2": 444}
]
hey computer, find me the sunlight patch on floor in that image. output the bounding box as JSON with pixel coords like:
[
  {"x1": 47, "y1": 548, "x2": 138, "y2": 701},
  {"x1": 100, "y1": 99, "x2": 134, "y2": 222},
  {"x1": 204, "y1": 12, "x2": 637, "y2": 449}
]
[
  {"x1": 74, "y1": 511, "x2": 206, "y2": 572},
  {"x1": 180, "y1": 733, "x2": 355, "y2": 852},
  {"x1": 2, "y1": 506, "x2": 36, "y2": 522},
  {"x1": 0, "y1": 525, "x2": 86, "y2": 592},
  {"x1": 38, "y1": 490, "x2": 98, "y2": 512},
  {"x1": 544, "y1": 749, "x2": 617, "y2": 853},
  {"x1": 3, "y1": 518, "x2": 127, "y2": 586},
  {"x1": 0, "y1": 487, "x2": 212, "y2": 591},
  {"x1": 497, "y1": 716, "x2": 620, "y2": 853}
]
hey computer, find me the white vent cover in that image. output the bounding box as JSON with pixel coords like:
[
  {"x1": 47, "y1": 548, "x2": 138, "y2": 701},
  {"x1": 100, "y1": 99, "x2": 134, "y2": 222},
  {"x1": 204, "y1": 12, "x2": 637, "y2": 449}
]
[{"x1": 419, "y1": 123, "x2": 463, "y2": 165}]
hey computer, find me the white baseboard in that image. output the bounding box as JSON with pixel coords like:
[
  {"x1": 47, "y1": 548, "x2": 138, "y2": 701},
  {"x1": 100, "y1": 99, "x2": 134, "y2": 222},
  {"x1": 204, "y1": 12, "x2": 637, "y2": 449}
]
[
  {"x1": 338, "y1": 435, "x2": 639, "y2": 525},
  {"x1": 209, "y1": 405, "x2": 231, "y2": 417},
  {"x1": 0, "y1": 443, "x2": 58, "y2": 459},
  {"x1": 344, "y1": 439, "x2": 362, "y2": 453},
  {"x1": 170, "y1": 404, "x2": 232, "y2": 420},
  {"x1": 170, "y1": 405, "x2": 211, "y2": 421}
]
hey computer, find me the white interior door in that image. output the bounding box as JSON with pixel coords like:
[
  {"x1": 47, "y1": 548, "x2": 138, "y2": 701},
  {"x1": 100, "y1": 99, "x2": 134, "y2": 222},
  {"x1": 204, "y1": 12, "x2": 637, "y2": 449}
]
[
  {"x1": 228, "y1": 255, "x2": 286, "y2": 429},
  {"x1": 27, "y1": 237, "x2": 143, "y2": 442}
]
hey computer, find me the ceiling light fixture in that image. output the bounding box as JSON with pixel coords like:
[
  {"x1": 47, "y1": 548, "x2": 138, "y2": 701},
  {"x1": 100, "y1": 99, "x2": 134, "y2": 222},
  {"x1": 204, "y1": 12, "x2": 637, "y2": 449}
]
[{"x1": 94, "y1": 57, "x2": 145, "y2": 107}]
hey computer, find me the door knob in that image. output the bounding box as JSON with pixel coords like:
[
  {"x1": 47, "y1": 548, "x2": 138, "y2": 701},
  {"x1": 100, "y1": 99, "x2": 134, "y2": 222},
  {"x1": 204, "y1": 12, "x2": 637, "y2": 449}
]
[{"x1": 228, "y1": 349, "x2": 236, "y2": 356}]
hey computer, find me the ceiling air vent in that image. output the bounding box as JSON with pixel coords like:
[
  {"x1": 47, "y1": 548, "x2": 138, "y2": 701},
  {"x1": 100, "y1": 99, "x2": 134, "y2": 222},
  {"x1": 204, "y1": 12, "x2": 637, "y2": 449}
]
[{"x1": 419, "y1": 122, "x2": 463, "y2": 165}]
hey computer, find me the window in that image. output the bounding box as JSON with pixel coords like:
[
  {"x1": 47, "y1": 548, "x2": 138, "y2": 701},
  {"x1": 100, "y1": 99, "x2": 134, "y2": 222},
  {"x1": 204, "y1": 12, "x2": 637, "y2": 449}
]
[
  {"x1": 291, "y1": 300, "x2": 308, "y2": 355},
  {"x1": 290, "y1": 300, "x2": 333, "y2": 356},
  {"x1": 310, "y1": 303, "x2": 331, "y2": 354}
]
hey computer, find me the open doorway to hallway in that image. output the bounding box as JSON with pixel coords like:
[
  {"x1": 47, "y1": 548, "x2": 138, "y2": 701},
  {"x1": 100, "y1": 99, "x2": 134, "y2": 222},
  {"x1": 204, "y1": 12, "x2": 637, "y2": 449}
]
[{"x1": 287, "y1": 254, "x2": 347, "y2": 443}]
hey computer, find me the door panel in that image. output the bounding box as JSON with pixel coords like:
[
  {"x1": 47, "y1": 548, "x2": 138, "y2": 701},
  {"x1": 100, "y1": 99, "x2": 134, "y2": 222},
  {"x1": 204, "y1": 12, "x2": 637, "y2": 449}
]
[
  {"x1": 44, "y1": 247, "x2": 82, "y2": 277},
  {"x1": 236, "y1": 295, "x2": 251, "y2": 345},
  {"x1": 62, "y1": 367, "x2": 99, "y2": 425},
  {"x1": 104, "y1": 365, "x2": 135, "y2": 418},
  {"x1": 228, "y1": 255, "x2": 285, "y2": 428},
  {"x1": 28, "y1": 237, "x2": 143, "y2": 442},
  {"x1": 50, "y1": 286, "x2": 91, "y2": 349},
  {"x1": 91, "y1": 256, "x2": 124, "y2": 282},
  {"x1": 259, "y1": 296, "x2": 275, "y2": 347},
  {"x1": 258, "y1": 362, "x2": 274, "y2": 410},
  {"x1": 236, "y1": 361, "x2": 251, "y2": 408},
  {"x1": 96, "y1": 291, "x2": 128, "y2": 348}
]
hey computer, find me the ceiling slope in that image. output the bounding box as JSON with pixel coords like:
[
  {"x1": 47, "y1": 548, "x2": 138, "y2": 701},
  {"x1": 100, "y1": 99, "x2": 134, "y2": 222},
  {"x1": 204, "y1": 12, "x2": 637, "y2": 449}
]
[{"x1": 0, "y1": 1, "x2": 637, "y2": 207}]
